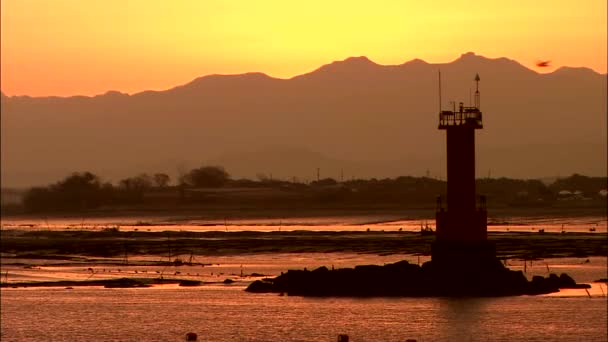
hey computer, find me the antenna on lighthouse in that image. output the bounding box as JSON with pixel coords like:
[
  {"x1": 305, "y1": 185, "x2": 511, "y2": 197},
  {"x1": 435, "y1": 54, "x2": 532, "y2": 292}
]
[
  {"x1": 438, "y1": 70, "x2": 442, "y2": 113},
  {"x1": 474, "y1": 73, "x2": 481, "y2": 109}
]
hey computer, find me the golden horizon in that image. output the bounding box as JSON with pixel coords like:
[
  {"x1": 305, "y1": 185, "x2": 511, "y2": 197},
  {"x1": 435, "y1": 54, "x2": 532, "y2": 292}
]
[{"x1": 2, "y1": 0, "x2": 606, "y2": 97}]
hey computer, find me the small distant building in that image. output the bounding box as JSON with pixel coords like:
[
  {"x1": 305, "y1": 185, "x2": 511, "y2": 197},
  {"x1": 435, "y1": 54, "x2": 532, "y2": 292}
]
[{"x1": 557, "y1": 189, "x2": 588, "y2": 200}]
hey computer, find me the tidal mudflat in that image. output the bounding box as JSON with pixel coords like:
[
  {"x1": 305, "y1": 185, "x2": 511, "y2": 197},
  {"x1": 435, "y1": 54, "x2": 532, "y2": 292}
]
[
  {"x1": 1, "y1": 216, "x2": 606, "y2": 341},
  {"x1": 1, "y1": 219, "x2": 606, "y2": 288}
]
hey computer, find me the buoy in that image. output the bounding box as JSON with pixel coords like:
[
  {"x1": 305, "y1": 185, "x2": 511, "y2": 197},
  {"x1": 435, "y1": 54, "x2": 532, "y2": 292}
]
[{"x1": 185, "y1": 332, "x2": 197, "y2": 341}]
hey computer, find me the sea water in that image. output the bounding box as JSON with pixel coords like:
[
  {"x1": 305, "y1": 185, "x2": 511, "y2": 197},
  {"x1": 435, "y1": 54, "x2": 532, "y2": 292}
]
[
  {"x1": 1, "y1": 215, "x2": 606, "y2": 233},
  {"x1": 2, "y1": 286, "x2": 607, "y2": 342},
  {"x1": 2, "y1": 253, "x2": 607, "y2": 341}
]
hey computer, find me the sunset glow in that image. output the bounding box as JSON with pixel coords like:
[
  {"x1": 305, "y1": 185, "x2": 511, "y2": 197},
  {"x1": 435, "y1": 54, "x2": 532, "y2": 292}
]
[{"x1": 1, "y1": 0, "x2": 606, "y2": 96}]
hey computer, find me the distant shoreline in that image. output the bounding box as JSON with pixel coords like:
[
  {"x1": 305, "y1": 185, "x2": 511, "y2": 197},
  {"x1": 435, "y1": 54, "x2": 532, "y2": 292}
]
[{"x1": 2, "y1": 204, "x2": 606, "y2": 222}]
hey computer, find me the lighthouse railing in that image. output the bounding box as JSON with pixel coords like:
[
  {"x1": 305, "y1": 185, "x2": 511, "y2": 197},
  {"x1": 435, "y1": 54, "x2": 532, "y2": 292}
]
[{"x1": 439, "y1": 109, "x2": 482, "y2": 128}]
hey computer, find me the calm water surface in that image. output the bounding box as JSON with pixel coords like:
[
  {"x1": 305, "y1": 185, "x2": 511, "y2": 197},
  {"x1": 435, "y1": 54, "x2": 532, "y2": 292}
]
[
  {"x1": 2, "y1": 215, "x2": 606, "y2": 233},
  {"x1": 2, "y1": 253, "x2": 607, "y2": 341},
  {"x1": 2, "y1": 286, "x2": 607, "y2": 341}
]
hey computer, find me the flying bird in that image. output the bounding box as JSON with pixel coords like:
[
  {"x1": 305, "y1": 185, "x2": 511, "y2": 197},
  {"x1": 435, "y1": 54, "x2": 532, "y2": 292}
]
[{"x1": 536, "y1": 60, "x2": 551, "y2": 67}]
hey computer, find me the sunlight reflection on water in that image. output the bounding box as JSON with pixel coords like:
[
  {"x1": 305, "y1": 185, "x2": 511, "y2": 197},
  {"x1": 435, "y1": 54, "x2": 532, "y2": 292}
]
[
  {"x1": 2, "y1": 253, "x2": 607, "y2": 341},
  {"x1": 2, "y1": 285, "x2": 607, "y2": 341},
  {"x1": 1, "y1": 215, "x2": 606, "y2": 233}
]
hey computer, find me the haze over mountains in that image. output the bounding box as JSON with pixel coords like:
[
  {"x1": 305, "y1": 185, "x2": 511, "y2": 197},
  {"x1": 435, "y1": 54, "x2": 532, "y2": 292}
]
[{"x1": 1, "y1": 52, "x2": 606, "y2": 188}]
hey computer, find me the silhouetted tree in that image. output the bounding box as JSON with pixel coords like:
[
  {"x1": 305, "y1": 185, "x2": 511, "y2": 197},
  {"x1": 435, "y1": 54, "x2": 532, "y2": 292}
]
[
  {"x1": 23, "y1": 187, "x2": 53, "y2": 212},
  {"x1": 56, "y1": 172, "x2": 101, "y2": 191},
  {"x1": 53, "y1": 172, "x2": 107, "y2": 209},
  {"x1": 180, "y1": 166, "x2": 230, "y2": 188},
  {"x1": 117, "y1": 173, "x2": 154, "y2": 203},
  {"x1": 23, "y1": 172, "x2": 111, "y2": 212},
  {"x1": 153, "y1": 173, "x2": 170, "y2": 187},
  {"x1": 119, "y1": 173, "x2": 153, "y2": 191},
  {"x1": 477, "y1": 178, "x2": 553, "y2": 204},
  {"x1": 549, "y1": 174, "x2": 607, "y2": 197}
]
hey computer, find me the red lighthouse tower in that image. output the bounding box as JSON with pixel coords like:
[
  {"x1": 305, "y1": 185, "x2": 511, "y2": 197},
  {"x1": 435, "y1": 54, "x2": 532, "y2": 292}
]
[{"x1": 433, "y1": 74, "x2": 493, "y2": 266}]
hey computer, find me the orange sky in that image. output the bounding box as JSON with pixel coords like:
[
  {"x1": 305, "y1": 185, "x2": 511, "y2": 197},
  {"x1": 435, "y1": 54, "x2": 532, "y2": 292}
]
[{"x1": 1, "y1": 0, "x2": 606, "y2": 97}]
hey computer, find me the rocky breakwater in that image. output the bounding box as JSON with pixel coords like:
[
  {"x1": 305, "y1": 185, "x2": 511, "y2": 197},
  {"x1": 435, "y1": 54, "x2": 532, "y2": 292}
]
[{"x1": 246, "y1": 259, "x2": 589, "y2": 297}]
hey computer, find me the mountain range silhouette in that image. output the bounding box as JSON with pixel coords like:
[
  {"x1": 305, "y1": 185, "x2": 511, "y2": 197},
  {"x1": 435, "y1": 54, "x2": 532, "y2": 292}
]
[{"x1": 1, "y1": 52, "x2": 606, "y2": 187}]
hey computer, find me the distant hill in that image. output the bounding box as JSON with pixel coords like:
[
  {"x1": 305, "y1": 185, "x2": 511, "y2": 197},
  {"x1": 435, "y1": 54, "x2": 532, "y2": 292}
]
[{"x1": 1, "y1": 52, "x2": 606, "y2": 187}]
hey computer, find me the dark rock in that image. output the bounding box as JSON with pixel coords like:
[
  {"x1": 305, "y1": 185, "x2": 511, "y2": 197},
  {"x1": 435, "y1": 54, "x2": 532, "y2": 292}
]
[
  {"x1": 179, "y1": 280, "x2": 202, "y2": 287},
  {"x1": 104, "y1": 278, "x2": 149, "y2": 288},
  {"x1": 313, "y1": 266, "x2": 329, "y2": 273},
  {"x1": 526, "y1": 275, "x2": 558, "y2": 295},
  {"x1": 547, "y1": 273, "x2": 561, "y2": 289},
  {"x1": 558, "y1": 273, "x2": 577, "y2": 288},
  {"x1": 337, "y1": 334, "x2": 349, "y2": 342},
  {"x1": 245, "y1": 280, "x2": 274, "y2": 293},
  {"x1": 223, "y1": 278, "x2": 235, "y2": 284},
  {"x1": 244, "y1": 259, "x2": 585, "y2": 297}
]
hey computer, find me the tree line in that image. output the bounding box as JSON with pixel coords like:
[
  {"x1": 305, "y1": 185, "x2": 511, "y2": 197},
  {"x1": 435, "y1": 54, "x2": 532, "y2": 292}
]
[
  {"x1": 21, "y1": 166, "x2": 230, "y2": 212},
  {"x1": 15, "y1": 166, "x2": 608, "y2": 213}
]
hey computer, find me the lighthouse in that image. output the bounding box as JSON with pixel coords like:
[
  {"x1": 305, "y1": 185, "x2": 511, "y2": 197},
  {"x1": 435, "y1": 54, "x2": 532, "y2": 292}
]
[{"x1": 433, "y1": 74, "x2": 493, "y2": 266}]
